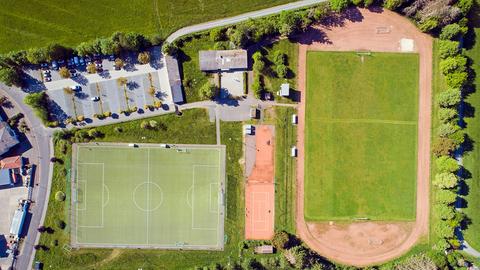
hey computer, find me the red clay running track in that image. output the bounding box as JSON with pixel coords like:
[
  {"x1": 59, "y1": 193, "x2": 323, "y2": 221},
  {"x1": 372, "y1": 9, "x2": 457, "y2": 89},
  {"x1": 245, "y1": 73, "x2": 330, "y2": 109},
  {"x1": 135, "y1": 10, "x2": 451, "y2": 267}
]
[{"x1": 295, "y1": 8, "x2": 432, "y2": 266}]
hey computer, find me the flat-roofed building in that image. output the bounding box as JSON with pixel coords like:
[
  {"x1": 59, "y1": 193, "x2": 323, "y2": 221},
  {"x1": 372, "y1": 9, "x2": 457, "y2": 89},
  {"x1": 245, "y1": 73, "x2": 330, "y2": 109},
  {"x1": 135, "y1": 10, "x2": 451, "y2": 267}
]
[{"x1": 199, "y1": 50, "x2": 248, "y2": 71}]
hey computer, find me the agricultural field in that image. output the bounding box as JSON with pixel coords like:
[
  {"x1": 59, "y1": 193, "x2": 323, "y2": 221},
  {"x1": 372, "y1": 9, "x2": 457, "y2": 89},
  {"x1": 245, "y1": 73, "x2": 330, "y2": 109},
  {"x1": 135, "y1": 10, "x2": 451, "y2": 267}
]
[
  {"x1": 71, "y1": 143, "x2": 225, "y2": 250},
  {"x1": 0, "y1": 0, "x2": 293, "y2": 54},
  {"x1": 304, "y1": 51, "x2": 419, "y2": 221}
]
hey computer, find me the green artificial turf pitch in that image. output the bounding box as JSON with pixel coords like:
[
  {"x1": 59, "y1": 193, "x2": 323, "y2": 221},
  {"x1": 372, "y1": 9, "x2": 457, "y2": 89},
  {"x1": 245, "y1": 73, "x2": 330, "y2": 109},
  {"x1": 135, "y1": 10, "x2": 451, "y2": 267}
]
[
  {"x1": 304, "y1": 51, "x2": 419, "y2": 221},
  {"x1": 71, "y1": 143, "x2": 225, "y2": 249}
]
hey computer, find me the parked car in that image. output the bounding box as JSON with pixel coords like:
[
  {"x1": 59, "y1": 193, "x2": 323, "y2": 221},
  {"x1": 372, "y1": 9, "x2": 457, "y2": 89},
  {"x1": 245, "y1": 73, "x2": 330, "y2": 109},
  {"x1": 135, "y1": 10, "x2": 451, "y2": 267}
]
[
  {"x1": 90, "y1": 96, "x2": 100, "y2": 102},
  {"x1": 40, "y1": 63, "x2": 48, "y2": 69},
  {"x1": 71, "y1": 85, "x2": 81, "y2": 91},
  {"x1": 51, "y1": 61, "x2": 59, "y2": 70},
  {"x1": 42, "y1": 69, "x2": 51, "y2": 75},
  {"x1": 93, "y1": 53, "x2": 101, "y2": 60},
  {"x1": 109, "y1": 54, "x2": 115, "y2": 61},
  {"x1": 84, "y1": 56, "x2": 92, "y2": 63},
  {"x1": 79, "y1": 57, "x2": 85, "y2": 65},
  {"x1": 44, "y1": 77, "x2": 52, "y2": 82},
  {"x1": 74, "y1": 57, "x2": 80, "y2": 66},
  {"x1": 58, "y1": 59, "x2": 65, "y2": 66},
  {"x1": 70, "y1": 69, "x2": 77, "y2": 77}
]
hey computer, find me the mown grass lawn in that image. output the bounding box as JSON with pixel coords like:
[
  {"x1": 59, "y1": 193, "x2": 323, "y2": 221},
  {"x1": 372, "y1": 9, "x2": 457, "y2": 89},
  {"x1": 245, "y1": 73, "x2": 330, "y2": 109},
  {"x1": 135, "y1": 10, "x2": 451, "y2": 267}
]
[
  {"x1": 0, "y1": 0, "x2": 293, "y2": 54},
  {"x1": 304, "y1": 51, "x2": 419, "y2": 221},
  {"x1": 35, "y1": 109, "x2": 251, "y2": 269},
  {"x1": 462, "y1": 23, "x2": 480, "y2": 250}
]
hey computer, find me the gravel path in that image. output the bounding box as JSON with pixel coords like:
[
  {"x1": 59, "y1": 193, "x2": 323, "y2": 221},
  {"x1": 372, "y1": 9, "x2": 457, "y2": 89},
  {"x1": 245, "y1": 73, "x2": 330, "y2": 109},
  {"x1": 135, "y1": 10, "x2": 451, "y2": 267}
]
[{"x1": 295, "y1": 8, "x2": 432, "y2": 266}]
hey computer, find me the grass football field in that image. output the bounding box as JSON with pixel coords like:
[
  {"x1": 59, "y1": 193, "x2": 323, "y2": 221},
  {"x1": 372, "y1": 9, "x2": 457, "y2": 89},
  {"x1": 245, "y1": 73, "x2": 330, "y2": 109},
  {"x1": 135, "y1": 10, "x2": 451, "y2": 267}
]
[
  {"x1": 72, "y1": 143, "x2": 225, "y2": 249},
  {"x1": 304, "y1": 51, "x2": 419, "y2": 221}
]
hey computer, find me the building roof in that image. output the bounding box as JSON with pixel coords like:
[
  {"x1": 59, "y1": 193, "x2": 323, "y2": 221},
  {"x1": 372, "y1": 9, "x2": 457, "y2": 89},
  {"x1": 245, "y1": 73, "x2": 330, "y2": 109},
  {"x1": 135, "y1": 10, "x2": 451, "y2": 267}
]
[
  {"x1": 165, "y1": 55, "x2": 184, "y2": 104},
  {"x1": 0, "y1": 122, "x2": 18, "y2": 156},
  {"x1": 10, "y1": 208, "x2": 25, "y2": 236},
  {"x1": 0, "y1": 169, "x2": 11, "y2": 186},
  {"x1": 279, "y1": 83, "x2": 290, "y2": 96},
  {"x1": 254, "y1": 245, "x2": 274, "y2": 254},
  {"x1": 199, "y1": 50, "x2": 248, "y2": 71},
  {"x1": 1, "y1": 156, "x2": 22, "y2": 169}
]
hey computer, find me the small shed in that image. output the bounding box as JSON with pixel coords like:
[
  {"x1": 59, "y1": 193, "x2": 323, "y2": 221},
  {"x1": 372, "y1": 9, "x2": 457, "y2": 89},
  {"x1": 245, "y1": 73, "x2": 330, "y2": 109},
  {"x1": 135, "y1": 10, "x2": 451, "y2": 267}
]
[
  {"x1": 9, "y1": 207, "x2": 26, "y2": 237},
  {"x1": 199, "y1": 50, "x2": 248, "y2": 71},
  {"x1": 291, "y1": 146, "x2": 297, "y2": 157},
  {"x1": 278, "y1": 83, "x2": 290, "y2": 97},
  {"x1": 292, "y1": 114, "x2": 298, "y2": 125},
  {"x1": 254, "y1": 245, "x2": 274, "y2": 254}
]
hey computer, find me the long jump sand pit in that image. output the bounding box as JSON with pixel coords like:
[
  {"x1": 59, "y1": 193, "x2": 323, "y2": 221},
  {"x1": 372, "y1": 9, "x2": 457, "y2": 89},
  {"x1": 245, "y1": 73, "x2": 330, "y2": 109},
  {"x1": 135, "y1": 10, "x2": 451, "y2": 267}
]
[
  {"x1": 245, "y1": 125, "x2": 275, "y2": 240},
  {"x1": 295, "y1": 7, "x2": 432, "y2": 266}
]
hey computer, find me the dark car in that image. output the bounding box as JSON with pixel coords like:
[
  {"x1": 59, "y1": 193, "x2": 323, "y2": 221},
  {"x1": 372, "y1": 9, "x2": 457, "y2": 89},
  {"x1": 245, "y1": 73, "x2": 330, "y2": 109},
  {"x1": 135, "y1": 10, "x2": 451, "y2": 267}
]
[
  {"x1": 58, "y1": 59, "x2": 65, "y2": 66},
  {"x1": 40, "y1": 63, "x2": 48, "y2": 69},
  {"x1": 79, "y1": 57, "x2": 85, "y2": 65},
  {"x1": 84, "y1": 56, "x2": 92, "y2": 63},
  {"x1": 109, "y1": 54, "x2": 115, "y2": 61},
  {"x1": 34, "y1": 261, "x2": 43, "y2": 270},
  {"x1": 51, "y1": 61, "x2": 59, "y2": 70}
]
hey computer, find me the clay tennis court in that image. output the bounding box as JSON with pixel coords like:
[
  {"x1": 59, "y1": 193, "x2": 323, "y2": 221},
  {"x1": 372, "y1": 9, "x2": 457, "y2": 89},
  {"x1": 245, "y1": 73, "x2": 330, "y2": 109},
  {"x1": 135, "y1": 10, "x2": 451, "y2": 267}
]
[
  {"x1": 295, "y1": 7, "x2": 432, "y2": 266},
  {"x1": 245, "y1": 125, "x2": 275, "y2": 240}
]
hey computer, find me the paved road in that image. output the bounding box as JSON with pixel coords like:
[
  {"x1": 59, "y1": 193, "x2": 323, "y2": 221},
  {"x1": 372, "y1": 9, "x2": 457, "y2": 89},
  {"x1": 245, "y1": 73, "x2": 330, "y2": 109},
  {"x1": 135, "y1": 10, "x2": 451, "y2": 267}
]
[
  {"x1": 0, "y1": 84, "x2": 54, "y2": 270},
  {"x1": 166, "y1": 0, "x2": 327, "y2": 43}
]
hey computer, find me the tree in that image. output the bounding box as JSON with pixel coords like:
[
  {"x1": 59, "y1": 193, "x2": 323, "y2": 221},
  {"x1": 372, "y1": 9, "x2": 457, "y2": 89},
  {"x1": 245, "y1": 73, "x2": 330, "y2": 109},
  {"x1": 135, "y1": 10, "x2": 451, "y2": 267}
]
[
  {"x1": 252, "y1": 74, "x2": 263, "y2": 99},
  {"x1": 438, "y1": 40, "x2": 460, "y2": 59},
  {"x1": 117, "y1": 77, "x2": 128, "y2": 89},
  {"x1": 433, "y1": 172, "x2": 458, "y2": 189},
  {"x1": 24, "y1": 92, "x2": 49, "y2": 123},
  {"x1": 435, "y1": 156, "x2": 459, "y2": 173},
  {"x1": 88, "y1": 129, "x2": 101, "y2": 138},
  {"x1": 58, "y1": 67, "x2": 71, "y2": 79},
  {"x1": 439, "y1": 23, "x2": 462, "y2": 40},
  {"x1": 434, "y1": 204, "x2": 455, "y2": 220},
  {"x1": 26, "y1": 47, "x2": 48, "y2": 64},
  {"x1": 137, "y1": 52, "x2": 150, "y2": 65},
  {"x1": 99, "y1": 38, "x2": 119, "y2": 55},
  {"x1": 329, "y1": 0, "x2": 350, "y2": 12},
  {"x1": 210, "y1": 28, "x2": 224, "y2": 42},
  {"x1": 199, "y1": 82, "x2": 217, "y2": 100},
  {"x1": 229, "y1": 25, "x2": 250, "y2": 48},
  {"x1": 418, "y1": 18, "x2": 439, "y2": 33},
  {"x1": 432, "y1": 137, "x2": 457, "y2": 157},
  {"x1": 436, "y1": 88, "x2": 461, "y2": 108},
  {"x1": 0, "y1": 66, "x2": 22, "y2": 87},
  {"x1": 445, "y1": 71, "x2": 468, "y2": 88},
  {"x1": 272, "y1": 231, "x2": 290, "y2": 250},
  {"x1": 383, "y1": 0, "x2": 404, "y2": 10},
  {"x1": 278, "y1": 11, "x2": 302, "y2": 36},
  {"x1": 437, "y1": 108, "x2": 457, "y2": 123},
  {"x1": 252, "y1": 51, "x2": 265, "y2": 73},
  {"x1": 394, "y1": 254, "x2": 437, "y2": 270},
  {"x1": 273, "y1": 51, "x2": 287, "y2": 66},
  {"x1": 439, "y1": 56, "x2": 467, "y2": 75},
  {"x1": 435, "y1": 189, "x2": 457, "y2": 205},
  {"x1": 55, "y1": 219, "x2": 66, "y2": 230},
  {"x1": 456, "y1": 0, "x2": 474, "y2": 14},
  {"x1": 433, "y1": 238, "x2": 450, "y2": 251},
  {"x1": 76, "y1": 41, "x2": 96, "y2": 57},
  {"x1": 276, "y1": 64, "x2": 288, "y2": 78},
  {"x1": 46, "y1": 44, "x2": 72, "y2": 61},
  {"x1": 434, "y1": 221, "x2": 455, "y2": 238},
  {"x1": 287, "y1": 245, "x2": 307, "y2": 269},
  {"x1": 113, "y1": 59, "x2": 124, "y2": 70},
  {"x1": 162, "y1": 42, "x2": 178, "y2": 56},
  {"x1": 87, "y1": 63, "x2": 97, "y2": 74}
]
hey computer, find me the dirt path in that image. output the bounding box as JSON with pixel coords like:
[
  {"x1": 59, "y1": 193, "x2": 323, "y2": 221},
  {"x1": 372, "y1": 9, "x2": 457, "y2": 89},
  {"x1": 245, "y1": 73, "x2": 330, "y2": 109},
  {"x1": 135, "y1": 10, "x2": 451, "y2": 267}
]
[{"x1": 295, "y1": 8, "x2": 432, "y2": 266}]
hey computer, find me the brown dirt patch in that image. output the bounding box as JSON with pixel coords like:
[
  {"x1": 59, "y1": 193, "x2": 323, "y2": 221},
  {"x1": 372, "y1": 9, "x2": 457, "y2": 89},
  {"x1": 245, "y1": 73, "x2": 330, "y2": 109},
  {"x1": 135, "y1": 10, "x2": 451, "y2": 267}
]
[
  {"x1": 245, "y1": 125, "x2": 275, "y2": 240},
  {"x1": 295, "y1": 7, "x2": 432, "y2": 266}
]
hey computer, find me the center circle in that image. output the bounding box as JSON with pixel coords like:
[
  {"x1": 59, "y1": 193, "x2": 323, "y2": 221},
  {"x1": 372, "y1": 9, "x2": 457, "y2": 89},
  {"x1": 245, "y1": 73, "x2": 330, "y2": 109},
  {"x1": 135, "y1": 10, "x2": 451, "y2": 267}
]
[{"x1": 132, "y1": 182, "x2": 164, "y2": 212}]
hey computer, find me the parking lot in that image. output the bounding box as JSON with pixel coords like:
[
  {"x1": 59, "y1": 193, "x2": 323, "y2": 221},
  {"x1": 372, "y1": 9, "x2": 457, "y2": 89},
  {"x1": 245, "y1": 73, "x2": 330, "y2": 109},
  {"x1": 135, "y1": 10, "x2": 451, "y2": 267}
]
[{"x1": 25, "y1": 47, "x2": 176, "y2": 122}]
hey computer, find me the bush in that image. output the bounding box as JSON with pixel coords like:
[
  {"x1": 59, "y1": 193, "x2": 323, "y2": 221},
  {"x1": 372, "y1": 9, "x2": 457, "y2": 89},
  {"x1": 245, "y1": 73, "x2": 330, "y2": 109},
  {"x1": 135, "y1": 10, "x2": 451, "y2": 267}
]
[
  {"x1": 329, "y1": 0, "x2": 350, "y2": 12},
  {"x1": 140, "y1": 120, "x2": 149, "y2": 129},
  {"x1": 88, "y1": 129, "x2": 101, "y2": 138},
  {"x1": 252, "y1": 75, "x2": 263, "y2": 99},
  {"x1": 418, "y1": 18, "x2": 439, "y2": 32},
  {"x1": 114, "y1": 127, "x2": 123, "y2": 133},
  {"x1": 0, "y1": 66, "x2": 22, "y2": 87},
  {"x1": 252, "y1": 51, "x2": 265, "y2": 73},
  {"x1": 434, "y1": 221, "x2": 455, "y2": 238},
  {"x1": 272, "y1": 231, "x2": 290, "y2": 250},
  {"x1": 272, "y1": 50, "x2": 286, "y2": 66},
  {"x1": 137, "y1": 52, "x2": 150, "y2": 64},
  {"x1": 103, "y1": 111, "x2": 112, "y2": 118},
  {"x1": 456, "y1": 0, "x2": 474, "y2": 14},
  {"x1": 199, "y1": 82, "x2": 217, "y2": 100},
  {"x1": 439, "y1": 24, "x2": 463, "y2": 40},
  {"x1": 58, "y1": 67, "x2": 71, "y2": 78},
  {"x1": 55, "y1": 191, "x2": 66, "y2": 202},
  {"x1": 24, "y1": 92, "x2": 50, "y2": 124},
  {"x1": 438, "y1": 40, "x2": 460, "y2": 59},
  {"x1": 395, "y1": 254, "x2": 437, "y2": 270},
  {"x1": 435, "y1": 156, "x2": 459, "y2": 173},
  {"x1": 77, "y1": 115, "x2": 85, "y2": 122},
  {"x1": 210, "y1": 28, "x2": 224, "y2": 42},
  {"x1": 55, "y1": 219, "x2": 66, "y2": 230},
  {"x1": 162, "y1": 42, "x2": 178, "y2": 56}
]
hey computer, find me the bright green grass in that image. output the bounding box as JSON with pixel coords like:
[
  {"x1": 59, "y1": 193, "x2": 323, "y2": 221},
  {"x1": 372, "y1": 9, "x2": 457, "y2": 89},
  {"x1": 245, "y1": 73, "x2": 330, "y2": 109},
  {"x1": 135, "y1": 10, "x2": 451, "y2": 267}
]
[
  {"x1": 73, "y1": 144, "x2": 225, "y2": 249},
  {"x1": 304, "y1": 51, "x2": 419, "y2": 221},
  {"x1": 462, "y1": 25, "x2": 480, "y2": 250},
  {"x1": 0, "y1": 0, "x2": 293, "y2": 54}
]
